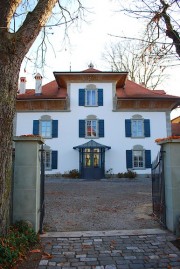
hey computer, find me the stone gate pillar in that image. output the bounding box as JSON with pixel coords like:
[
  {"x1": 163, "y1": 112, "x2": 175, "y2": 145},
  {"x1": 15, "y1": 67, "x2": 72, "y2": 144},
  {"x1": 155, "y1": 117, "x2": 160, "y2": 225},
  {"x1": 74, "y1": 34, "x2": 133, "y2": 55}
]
[
  {"x1": 13, "y1": 136, "x2": 44, "y2": 232},
  {"x1": 157, "y1": 139, "x2": 180, "y2": 233}
]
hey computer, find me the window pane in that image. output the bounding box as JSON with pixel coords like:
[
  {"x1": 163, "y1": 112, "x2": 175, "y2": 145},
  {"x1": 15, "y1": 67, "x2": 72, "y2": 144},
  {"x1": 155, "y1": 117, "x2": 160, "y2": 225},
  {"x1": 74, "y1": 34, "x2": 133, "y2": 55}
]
[
  {"x1": 91, "y1": 91, "x2": 96, "y2": 105},
  {"x1": 94, "y1": 152, "x2": 101, "y2": 167},
  {"x1": 86, "y1": 91, "x2": 91, "y2": 106},
  {"x1": 87, "y1": 120, "x2": 91, "y2": 136},
  {"x1": 92, "y1": 120, "x2": 97, "y2": 136},
  {"x1": 133, "y1": 150, "x2": 144, "y2": 168},
  {"x1": 44, "y1": 151, "x2": 51, "y2": 170},
  {"x1": 84, "y1": 149, "x2": 91, "y2": 167},
  {"x1": 86, "y1": 120, "x2": 97, "y2": 137},
  {"x1": 41, "y1": 121, "x2": 52, "y2": 138},
  {"x1": 86, "y1": 90, "x2": 97, "y2": 106},
  {"x1": 132, "y1": 120, "x2": 143, "y2": 137}
]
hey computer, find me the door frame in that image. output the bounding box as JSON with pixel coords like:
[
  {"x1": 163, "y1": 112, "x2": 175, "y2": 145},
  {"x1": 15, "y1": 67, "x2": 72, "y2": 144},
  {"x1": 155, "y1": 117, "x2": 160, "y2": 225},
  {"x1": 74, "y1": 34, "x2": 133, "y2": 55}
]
[{"x1": 73, "y1": 140, "x2": 111, "y2": 180}]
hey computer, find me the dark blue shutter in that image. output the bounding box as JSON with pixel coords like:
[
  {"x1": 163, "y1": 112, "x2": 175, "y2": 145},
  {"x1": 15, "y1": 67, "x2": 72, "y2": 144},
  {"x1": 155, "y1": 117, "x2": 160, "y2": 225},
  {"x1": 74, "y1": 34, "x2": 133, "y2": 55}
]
[
  {"x1": 145, "y1": 150, "x2": 151, "y2": 168},
  {"x1": 144, "y1": 119, "x2": 150, "y2": 137},
  {"x1": 79, "y1": 89, "x2": 85, "y2": 106},
  {"x1": 125, "y1": 120, "x2": 131, "y2": 137},
  {"x1": 126, "y1": 150, "x2": 133, "y2": 169},
  {"x1": 33, "y1": 120, "x2": 39, "y2": 135},
  {"x1": 79, "y1": 120, "x2": 85, "y2": 137},
  {"x1": 52, "y1": 120, "x2": 58, "y2": 138},
  {"x1": 99, "y1": 120, "x2": 104, "y2": 137},
  {"x1": 98, "y1": 89, "x2": 103, "y2": 106},
  {"x1": 52, "y1": 151, "x2": 58, "y2": 169}
]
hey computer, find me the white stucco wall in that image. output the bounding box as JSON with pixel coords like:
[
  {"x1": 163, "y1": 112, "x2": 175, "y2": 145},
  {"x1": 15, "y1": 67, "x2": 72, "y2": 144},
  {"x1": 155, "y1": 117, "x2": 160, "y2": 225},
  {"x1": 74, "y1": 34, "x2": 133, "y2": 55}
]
[{"x1": 16, "y1": 82, "x2": 168, "y2": 175}]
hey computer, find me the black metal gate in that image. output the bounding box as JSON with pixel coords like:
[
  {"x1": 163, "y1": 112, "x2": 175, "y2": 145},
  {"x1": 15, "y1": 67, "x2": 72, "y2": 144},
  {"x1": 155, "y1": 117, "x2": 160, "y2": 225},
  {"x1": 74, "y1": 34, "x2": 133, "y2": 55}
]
[
  {"x1": 39, "y1": 145, "x2": 45, "y2": 233},
  {"x1": 151, "y1": 150, "x2": 166, "y2": 227}
]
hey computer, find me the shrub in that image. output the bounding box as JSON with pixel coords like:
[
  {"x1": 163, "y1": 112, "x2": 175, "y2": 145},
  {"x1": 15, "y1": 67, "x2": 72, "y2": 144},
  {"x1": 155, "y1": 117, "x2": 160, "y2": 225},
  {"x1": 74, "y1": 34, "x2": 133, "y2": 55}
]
[
  {"x1": 117, "y1": 172, "x2": 124, "y2": 178},
  {"x1": 105, "y1": 168, "x2": 113, "y2": 178},
  {"x1": 0, "y1": 221, "x2": 39, "y2": 269},
  {"x1": 62, "y1": 169, "x2": 80, "y2": 178},
  {"x1": 117, "y1": 170, "x2": 137, "y2": 179},
  {"x1": 69, "y1": 169, "x2": 80, "y2": 178}
]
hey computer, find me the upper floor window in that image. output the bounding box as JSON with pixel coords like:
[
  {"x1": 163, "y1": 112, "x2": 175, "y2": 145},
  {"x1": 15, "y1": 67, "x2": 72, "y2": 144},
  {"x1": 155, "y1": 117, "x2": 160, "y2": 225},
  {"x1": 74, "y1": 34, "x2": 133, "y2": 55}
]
[
  {"x1": 41, "y1": 120, "x2": 52, "y2": 138},
  {"x1": 79, "y1": 85, "x2": 103, "y2": 107},
  {"x1": 33, "y1": 115, "x2": 58, "y2": 138},
  {"x1": 125, "y1": 115, "x2": 150, "y2": 138},
  {"x1": 131, "y1": 119, "x2": 144, "y2": 137},
  {"x1": 86, "y1": 89, "x2": 97, "y2": 106},
  {"x1": 79, "y1": 115, "x2": 104, "y2": 138},
  {"x1": 86, "y1": 119, "x2": 97, "y2": 137}
]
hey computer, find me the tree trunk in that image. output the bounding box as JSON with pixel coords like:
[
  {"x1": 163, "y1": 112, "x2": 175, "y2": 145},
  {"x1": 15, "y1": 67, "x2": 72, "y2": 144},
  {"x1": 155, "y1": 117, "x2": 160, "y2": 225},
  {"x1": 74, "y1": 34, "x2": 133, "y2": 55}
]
[{"x1": 0, "y1": 58, "x2": 21, "y2": 235}]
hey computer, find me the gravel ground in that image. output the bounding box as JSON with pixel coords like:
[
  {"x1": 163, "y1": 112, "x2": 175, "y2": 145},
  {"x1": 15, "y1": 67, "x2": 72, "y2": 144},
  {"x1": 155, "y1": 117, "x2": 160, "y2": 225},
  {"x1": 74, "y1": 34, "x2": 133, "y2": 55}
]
[{"x1": 43, "y1": 178, "x2": 160, "y2": 232}]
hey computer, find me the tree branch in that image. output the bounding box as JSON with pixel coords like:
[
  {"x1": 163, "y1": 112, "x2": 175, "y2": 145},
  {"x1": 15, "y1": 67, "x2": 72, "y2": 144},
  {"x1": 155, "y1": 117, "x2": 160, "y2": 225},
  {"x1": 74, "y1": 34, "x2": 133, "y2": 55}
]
[
  {"x1": 16, "y1": 0, "x2": 58, "y2": 52},
  {"x1": 0, "y1": 0, "x2": 21, "y2": 30},
  {"x1": 159, "y1": 0, "x2": 180, "y2": 56}
]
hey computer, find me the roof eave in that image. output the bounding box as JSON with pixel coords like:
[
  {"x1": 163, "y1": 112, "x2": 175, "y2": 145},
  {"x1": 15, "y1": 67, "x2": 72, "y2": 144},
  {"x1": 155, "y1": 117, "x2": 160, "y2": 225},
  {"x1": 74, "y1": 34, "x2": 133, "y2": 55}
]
[
  {"x1": 53, "y1": 71, "x2": 128, "y2": 89},
  {"x1": 16, "y1": 97, "x2": 67, "y2": 101},
  {"x1": 116, "y1": 97, "x2": 180, "y2": 100}
]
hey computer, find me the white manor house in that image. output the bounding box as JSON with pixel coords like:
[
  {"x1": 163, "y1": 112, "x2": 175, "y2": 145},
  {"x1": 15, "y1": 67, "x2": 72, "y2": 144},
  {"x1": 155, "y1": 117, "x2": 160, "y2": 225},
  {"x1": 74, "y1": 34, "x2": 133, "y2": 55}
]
[{"x1": 15, "y1": 65, "x2": 180, "y2": 179}]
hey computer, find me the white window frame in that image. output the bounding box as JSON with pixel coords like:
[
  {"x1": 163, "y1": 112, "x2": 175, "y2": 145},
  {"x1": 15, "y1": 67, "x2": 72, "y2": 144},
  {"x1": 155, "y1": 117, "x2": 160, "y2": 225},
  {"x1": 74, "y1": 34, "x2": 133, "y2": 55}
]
[
  {"x1": 85, "y1": 89, "x2": 98, "y2": 106},
  {"x1": 132, "y1": 145, "x2": 145, "y2": 169},
  {"x1": 40, "y1": 120, "x2": 52, "y2": 138},
  {"x1": 85, "y1": 119, "x2": 98, "y2": 138},
  {"x1": 131, "y1": 115, "x2": 144, "y2": 138},
  {"x1": 44, "y1": 150, "x2": 52, "y2": 170}
]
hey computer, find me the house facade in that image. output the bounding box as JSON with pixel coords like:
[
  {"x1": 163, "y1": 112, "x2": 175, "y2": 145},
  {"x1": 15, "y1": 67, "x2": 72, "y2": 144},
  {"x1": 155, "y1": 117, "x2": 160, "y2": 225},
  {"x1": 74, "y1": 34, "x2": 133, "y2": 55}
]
[{"x1": 15, "y1": 65, "x2": 180, "y2": 179}]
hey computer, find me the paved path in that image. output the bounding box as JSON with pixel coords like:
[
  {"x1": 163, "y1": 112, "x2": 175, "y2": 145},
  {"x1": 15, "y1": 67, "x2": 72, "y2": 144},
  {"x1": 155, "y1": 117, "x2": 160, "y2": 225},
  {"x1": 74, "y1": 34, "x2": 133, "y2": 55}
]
[{"x1": 38, "y1": 229, "x2": 180, "y2": 269}]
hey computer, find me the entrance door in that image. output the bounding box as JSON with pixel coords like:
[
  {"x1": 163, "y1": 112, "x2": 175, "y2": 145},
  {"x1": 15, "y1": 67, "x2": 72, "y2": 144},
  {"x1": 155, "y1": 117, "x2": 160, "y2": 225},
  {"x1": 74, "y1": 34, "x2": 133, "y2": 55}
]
[
  {"x1": 81, "y1": 148, "x2": 104, "y2": 179},
  {"x1": 73, "y1": 140, "x2": 111, "y2": 180}
]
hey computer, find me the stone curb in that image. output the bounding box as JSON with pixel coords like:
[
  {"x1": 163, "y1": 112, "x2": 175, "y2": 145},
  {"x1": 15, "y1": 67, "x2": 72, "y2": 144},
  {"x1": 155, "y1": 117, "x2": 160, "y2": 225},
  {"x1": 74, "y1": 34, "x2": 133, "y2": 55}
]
[{"x1": 40, "y1": 228, "x2": 166, "y2": 238}]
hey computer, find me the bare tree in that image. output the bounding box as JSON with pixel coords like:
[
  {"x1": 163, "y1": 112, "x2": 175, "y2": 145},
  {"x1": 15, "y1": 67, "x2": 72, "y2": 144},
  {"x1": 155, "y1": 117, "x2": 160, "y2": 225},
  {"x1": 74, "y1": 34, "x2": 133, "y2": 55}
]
[
  {"x1": 0, "y1": 0, "x2": 85, "y2": 235},
  {"x1": 117, "y1": 0, "x2": 180, "y2": 59},
  {"x1": 102, "y1": 38, "x2": 167, "y2": 89}
]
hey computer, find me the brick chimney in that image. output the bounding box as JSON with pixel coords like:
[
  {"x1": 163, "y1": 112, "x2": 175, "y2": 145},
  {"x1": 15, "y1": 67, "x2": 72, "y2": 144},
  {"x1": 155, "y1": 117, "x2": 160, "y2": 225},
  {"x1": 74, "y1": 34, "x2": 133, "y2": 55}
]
[
  {"x1": 19, "y1": 77, "x2": 26, "y2": 94},
  {"x1": 35, "y1": 73, "x2": 42, "y2": 95}
]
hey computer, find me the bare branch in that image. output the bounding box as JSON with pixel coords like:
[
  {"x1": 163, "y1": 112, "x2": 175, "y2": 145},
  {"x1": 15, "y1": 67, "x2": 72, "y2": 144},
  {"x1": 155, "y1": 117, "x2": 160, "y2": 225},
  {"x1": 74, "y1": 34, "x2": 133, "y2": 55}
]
[
  {"x1": 117, "y1": 0, "x2": 180, "y2": 58},
  {"x1": 102, "y1": 36, "x2": 169, "y2": 89}
]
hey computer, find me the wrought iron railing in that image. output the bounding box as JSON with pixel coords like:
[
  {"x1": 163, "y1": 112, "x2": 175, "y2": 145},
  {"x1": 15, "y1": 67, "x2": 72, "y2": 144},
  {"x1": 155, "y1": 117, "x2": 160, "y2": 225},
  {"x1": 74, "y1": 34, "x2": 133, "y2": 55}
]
[{"x1": 152, "y1": 150, "x2": 166, "y2": 227}]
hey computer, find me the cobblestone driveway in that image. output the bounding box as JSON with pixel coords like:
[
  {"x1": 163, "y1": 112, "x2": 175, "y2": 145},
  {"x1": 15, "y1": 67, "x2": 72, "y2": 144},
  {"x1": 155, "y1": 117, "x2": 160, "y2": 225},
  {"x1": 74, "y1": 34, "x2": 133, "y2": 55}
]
[
  {"x1": 43, "y1": 178, "x2": 160, "y2": 232},
  {"x1": 40, "y1": 231, "x2": 180, "y2": 269}
]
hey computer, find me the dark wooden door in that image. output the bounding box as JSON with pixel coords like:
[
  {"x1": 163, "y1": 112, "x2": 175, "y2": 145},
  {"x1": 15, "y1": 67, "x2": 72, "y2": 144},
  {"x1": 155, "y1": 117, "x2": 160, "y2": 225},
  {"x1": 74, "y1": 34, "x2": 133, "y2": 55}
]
[{"x1": 81, "y1": 148, "x2": 104, "y2": 179}]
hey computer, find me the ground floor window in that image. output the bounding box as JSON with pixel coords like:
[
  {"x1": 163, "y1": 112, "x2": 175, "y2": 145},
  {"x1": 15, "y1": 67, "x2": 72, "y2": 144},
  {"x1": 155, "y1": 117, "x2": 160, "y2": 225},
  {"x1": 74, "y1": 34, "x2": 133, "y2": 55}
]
[
  {"x1": 133, "y1": 150, "x2": 144, "y2": 168},
  {"x1": 44, "y1": 151, "x2": 52, "y2": 170},
  {"x1": 126, "y1": 145, "x2": 151, "y2": 169},
  {"x1": 43, "y1": 146, "x2": 58, "y2": 170}
]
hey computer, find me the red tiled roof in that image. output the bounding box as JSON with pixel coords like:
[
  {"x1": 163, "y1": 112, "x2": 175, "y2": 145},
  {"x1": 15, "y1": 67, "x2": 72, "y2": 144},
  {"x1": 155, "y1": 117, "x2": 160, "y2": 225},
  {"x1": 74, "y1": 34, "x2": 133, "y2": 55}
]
[
  {"x1": 17, "y1": 80, "x2": 67, "y2": 99},
  {"x1": 172, "y1": 123, "x2": 180, "y2": 136},
  {"x1": 17, "y1": 76, "x2": 180, "y2": 101},
  {"x1": 82, "y1": 68, "x2": 102, "y2": 73},
  {"x1": 116, "y1": 80, "x2": 179, "y2": 99}
]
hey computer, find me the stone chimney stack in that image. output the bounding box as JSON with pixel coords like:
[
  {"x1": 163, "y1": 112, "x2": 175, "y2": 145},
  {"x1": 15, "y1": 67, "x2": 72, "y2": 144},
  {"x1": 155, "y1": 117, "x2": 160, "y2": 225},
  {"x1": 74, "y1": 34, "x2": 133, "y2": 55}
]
[
  {"x1": 19, "y1": 77, "x2": 26, "y2": 94},
  {"x1": 35, "y1": 73, "x2": 42, "y2": 95}
]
